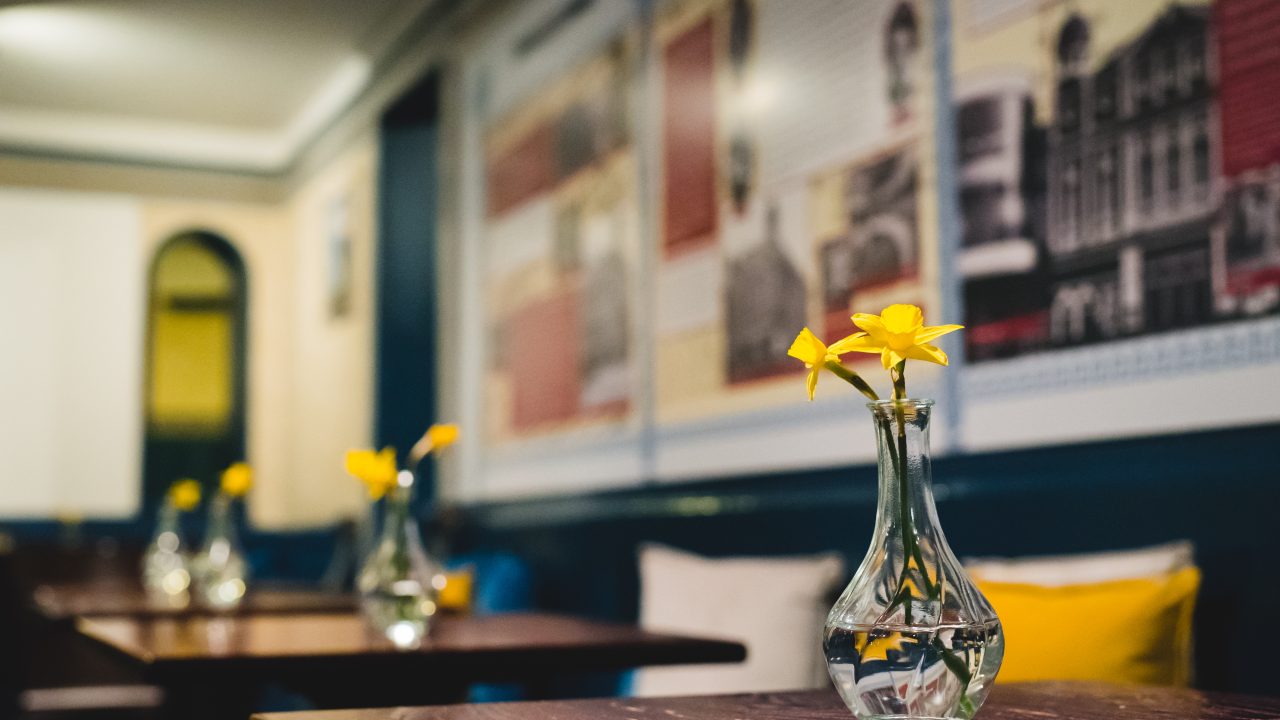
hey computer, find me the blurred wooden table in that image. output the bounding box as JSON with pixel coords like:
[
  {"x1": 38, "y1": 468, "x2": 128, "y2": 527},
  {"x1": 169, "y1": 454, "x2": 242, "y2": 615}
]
[
  {"x1": 77, "y1": 611, "x2": 746, "y2": 717},
  {"x1": 32, "y1": 582, "x2": 356, "y2": 620},
  {"x1": 253, "y1": 682, "x2": 1280, "y2": 720}
]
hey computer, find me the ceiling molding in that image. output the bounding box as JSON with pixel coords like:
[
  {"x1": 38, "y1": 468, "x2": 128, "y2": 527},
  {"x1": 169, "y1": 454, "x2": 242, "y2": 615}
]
[{"x1": 0, "y1": 0, "x2": 454, "y2": 175}]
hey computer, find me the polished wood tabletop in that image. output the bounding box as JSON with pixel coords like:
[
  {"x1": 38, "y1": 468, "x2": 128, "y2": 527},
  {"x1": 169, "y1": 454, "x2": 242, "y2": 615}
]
[
  {"x1": 76, "y1": 610, "x2": 744, "y2": 668},
  {"x1": 252, "y1": 681, "x2": 1280, "y2": 720},
  {"x1": 76, "y1": 610, "x2": 745, "y2": 714},
  {"x1": 32, "y1": 582, "x2": 356, "y2": 620}
]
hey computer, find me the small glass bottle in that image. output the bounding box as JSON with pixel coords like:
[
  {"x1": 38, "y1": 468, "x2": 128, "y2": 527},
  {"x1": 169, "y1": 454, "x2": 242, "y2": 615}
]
[
  {"x1": 191, "y1": 493, "x2": 249, "y2": 610},
  {"x1": 825, "y1": 400, "x2": 1003, "y2": 720},
  {"x1": 141, "y1": 501, "x2": 193, "y2": 608},
  {"x1": 357, "y1": 471, "x2": 443, "y2": 649}
]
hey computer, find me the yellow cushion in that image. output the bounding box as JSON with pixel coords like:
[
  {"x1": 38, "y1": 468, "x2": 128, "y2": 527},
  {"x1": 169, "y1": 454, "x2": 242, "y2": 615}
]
[{"x1": 974, "y1": 566, "x2": 1200, "y2": 686}]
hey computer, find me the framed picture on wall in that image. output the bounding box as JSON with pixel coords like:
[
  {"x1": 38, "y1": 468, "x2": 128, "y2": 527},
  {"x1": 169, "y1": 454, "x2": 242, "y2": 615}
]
[{"x1": 327, "y1": 193, "x2": 353, "y2": 318}]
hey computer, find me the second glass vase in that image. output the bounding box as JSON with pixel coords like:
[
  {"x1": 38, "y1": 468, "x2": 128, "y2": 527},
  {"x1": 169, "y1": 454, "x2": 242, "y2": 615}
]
[
  {"x1": 192, "y1": 494, "x2": 249, "y2": 610},
  {"x1": 357, "y1": 479, "x2": 442, "y2": 649},
  {"x1": 141, "y1": 503, "x2": 193, "y2": 606}
]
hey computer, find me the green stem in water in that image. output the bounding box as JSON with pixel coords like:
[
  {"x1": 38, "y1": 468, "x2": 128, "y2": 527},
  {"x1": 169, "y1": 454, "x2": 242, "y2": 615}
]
[
  {"x1": 880, "y1": 363, "x2": 969, "y2": 698},
  {"x1": 932, "y1": 636, "x2": 976, "y2": 718},
  {"x1": 822, "y1": 360, "x2": 879, "y2": 401},
  {"x1": 882, "y1": 363, "x2": 939, "y2": 621},
  {"x1": 892, "y1": 364, "x2": 932, "y2": 593}
]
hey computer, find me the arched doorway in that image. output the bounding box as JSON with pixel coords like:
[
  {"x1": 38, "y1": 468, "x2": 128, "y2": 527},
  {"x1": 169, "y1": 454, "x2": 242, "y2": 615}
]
[{"x1": 142, "y1": 231, "x2": 246, "y2": 511}]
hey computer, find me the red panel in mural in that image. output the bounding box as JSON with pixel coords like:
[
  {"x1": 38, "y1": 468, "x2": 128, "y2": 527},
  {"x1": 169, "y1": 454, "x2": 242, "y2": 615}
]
[
  {"x1": 662, "y1": 17, "x2": 718, "y2": 257},
  {"x1": 487, "y1": 123, "x2": 556, "y2": 217},
  {"x1": 508, "y1": 288, "x2": 582, "y2": 431},
  {"x1": 1217, "y1": 0, "x2": 1280, "y2": 177}
]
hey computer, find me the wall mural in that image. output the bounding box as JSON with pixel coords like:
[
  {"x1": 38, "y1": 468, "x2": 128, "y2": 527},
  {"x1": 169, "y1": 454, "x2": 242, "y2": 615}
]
[
  {"x1": 481, "y1": 39, "x2": 639, "y2": 444},
  {"x1": 455, "y1": 0, "x2": 1280, "y2": 500},
  {"x1": 651, "y1": 0, "x2": 942, "y2": 441},
  {"x1": 955, "y1": 0, "x2": 1280, "y2": 364}
]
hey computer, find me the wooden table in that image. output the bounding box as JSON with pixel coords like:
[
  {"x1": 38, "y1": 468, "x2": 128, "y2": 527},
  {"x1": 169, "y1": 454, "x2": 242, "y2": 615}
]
[
  {"x1": 32, "y1": 582, "x2": 356, "y2": 620},
  {"x1": 76, "y1": 611, "x2": 746, "y2": 717},
  {"x1": 253, "y1": 682, "x2": 1280, "y2": 720}
]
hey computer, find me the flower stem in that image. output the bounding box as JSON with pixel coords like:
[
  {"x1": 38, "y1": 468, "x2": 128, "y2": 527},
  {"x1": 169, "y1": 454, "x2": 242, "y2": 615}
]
[
  {"x1": 823, "y1": 360, "x2": 879, "y2": 401},
  {"x1": 932, "y1": 636, "x2": 976, "y2": 718},
  {"x1": 883, "y1": 363, "x2": 937, "y2": 624}
]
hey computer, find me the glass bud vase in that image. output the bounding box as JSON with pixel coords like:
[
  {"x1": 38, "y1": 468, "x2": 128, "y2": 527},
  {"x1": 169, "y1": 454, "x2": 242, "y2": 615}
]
[
  {"x1": 191, "y1": 494, "x2": 249, "y2": 610},
  {"x1": 357, "y1": 480, "x2": 442, "y2": 649},
  {"x1": 141, "y1": 503, "x2": 193, "y2": 607},
  {"x1": 825, "y1": 400, "x2": 1003, "y2": 720}
]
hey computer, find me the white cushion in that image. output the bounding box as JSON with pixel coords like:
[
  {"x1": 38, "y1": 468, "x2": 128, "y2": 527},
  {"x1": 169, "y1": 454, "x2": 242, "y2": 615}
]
[
  {"x1": 964, "y1": 540, "x2": 1194, "y2": 587},
  {"x1": 632, "y1": 543, "x2": 844, "y2": 697}
]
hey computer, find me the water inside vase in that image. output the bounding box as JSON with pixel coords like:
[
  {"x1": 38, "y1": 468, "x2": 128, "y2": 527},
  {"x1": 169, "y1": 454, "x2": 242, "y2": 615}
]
[
  {"x1": 360, "y1": 579, "x2": 435, "y2": 648},
  {"x1": 825, "y1": 619, "x2": 1003, "y2": 720},
  {"x1": 192, "y1": 539, "x2": 248, "y2": 609}
]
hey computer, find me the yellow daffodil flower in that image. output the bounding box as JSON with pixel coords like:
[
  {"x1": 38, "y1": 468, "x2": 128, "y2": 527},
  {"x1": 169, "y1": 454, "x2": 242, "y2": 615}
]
[
  {"x1": 787, "y1": 327, "x2": 878, "y2": 401},
  {"x1": 408, "y1": 423, "x2": 462, "y2": 467},
  {"x1": 835, "y1": 304, "x2": 963, "y2": 370},
  {"x1": 854, "y1": 631, "x2": 919, "y2": 663},
  {"x1": 426, "y1": 424, "x2": 460, "y2": 452},
  {"x1": 787, "y1": 327, "x2": 839, "y2": 401},
  {"x1": 220, "y1": 462, "x2": 253, "y2": 498},
  {"x1": 168, "y1": 479, "x2": 202, "y2": 512},
  {"x1": 345, "y1": 447, "x2": 398, "y2": 500}
]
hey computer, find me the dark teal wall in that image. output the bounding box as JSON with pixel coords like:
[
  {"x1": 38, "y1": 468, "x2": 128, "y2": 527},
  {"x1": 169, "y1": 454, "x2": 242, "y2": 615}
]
[{"x1": 376, "y1": 72, "x2": 441, "y2": 514}]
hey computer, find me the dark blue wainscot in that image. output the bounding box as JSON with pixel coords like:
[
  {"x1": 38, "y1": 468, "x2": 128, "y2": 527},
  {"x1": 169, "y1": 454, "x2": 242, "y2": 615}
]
[{"x1": 455, "y1": 422, "x2": 1280, "y2": 697}]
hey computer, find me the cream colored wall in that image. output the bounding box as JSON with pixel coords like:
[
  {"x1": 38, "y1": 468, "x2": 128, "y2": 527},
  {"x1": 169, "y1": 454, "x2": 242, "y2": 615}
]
[
  {"x1": 282, "y1": 135, "x2": 379, "y2": 526},
  {"x1": 0, "y1": 132, "x2": 380, "y2": 529}
]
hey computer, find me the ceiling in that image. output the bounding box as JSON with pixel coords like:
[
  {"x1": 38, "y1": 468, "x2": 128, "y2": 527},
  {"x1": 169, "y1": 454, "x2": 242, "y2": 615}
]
[{"x1": 0, "y1": 0, "x2": 436, "y2": 172}]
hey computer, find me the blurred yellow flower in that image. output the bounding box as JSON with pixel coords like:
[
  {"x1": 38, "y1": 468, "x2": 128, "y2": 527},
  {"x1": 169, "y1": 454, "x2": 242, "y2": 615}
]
[
  {"x1": 168, "y1": 479, "x2": 202, "y2": 512},
  {"x1": 345, "y1": 447, "x2": 398, "y2": 500},
  {"x1": 220, "y1": 462, "x2": 253, "y2": 498},
  {"x1": 854, "y1": 631, "x2": 918, "y2": 663},
  {"x1": 426, "y1": 424, "x2": 460, "y2": 451},
  {"x1": 835, "y1": 304, "x2": 963, "y2": 370}
]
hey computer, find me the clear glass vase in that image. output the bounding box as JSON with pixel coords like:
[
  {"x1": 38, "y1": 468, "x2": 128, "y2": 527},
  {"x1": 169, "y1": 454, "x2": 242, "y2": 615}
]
[
  {"x1": 191, "y1": 494, "x2": 249, "y2": 610},
  {"x1": 825, "y1": 400, "x2": 1003, "y2": 720},
  {"x1": 357, "y1": 482, "x2": 442, "y2": 649},
  {"x1": 141, "y1": 503, "x2": 193, "y2": 607}
]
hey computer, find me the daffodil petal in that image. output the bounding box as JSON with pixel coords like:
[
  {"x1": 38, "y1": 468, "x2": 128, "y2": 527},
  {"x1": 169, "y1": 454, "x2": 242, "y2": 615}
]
[
  {"x1": 905, "y1": 342, "x2": 949, "y2": 366},
  {"x1": 880, "y1": 304, "x2": 924, "y2": 334},
  {"x1": 345, "y1": 450, "x2": 372, "y2": 478},
  {"x1": 828, "y1": 332, "x2": 883, "y2": 355},
  {"x1": 881, "y1": 347, "x2": 904, "y2": 370},
  {"x1": 787, "y1": 327, "x2": 827, "y2": 365},
  {"x1": 914, "y1": 323, "x2": 964, "y2": 344},
  {"x1": 427, "y1": 424, "x2": 460, "y2": 451},
  {"x1": 168, "y1": 479, "x2": 202, "y2": 511},
  {"x1": 220, "y1": 462, "x2": 252, "y2": 497},
  {"x1": 852, "y1": 314, "x2": 888, "y2": 342},
  {"x1": 805, "y1": 366, "x2": 819, "y2": 401}
]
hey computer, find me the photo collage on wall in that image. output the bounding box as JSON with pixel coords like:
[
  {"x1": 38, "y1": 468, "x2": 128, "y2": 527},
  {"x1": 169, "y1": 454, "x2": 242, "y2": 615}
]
[
  {"x1": 459, "y1": 0, "x2": 1280, "y2": 498},
  {"x1": 653, "y1": 0, "x2": 942, "y2": 429},
  {"x1": 953, "y1": 0, "x2": 1280, "y2": 365},
  {"x1": 481, "y1": 38, "x2": 640, "y2": 446}
]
